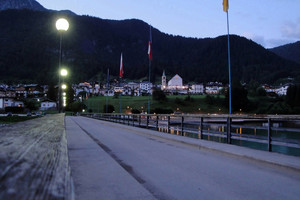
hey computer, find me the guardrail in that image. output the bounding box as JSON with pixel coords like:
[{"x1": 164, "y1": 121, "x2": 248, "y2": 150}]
[{"x1": 81, "y1": 113, "x2": 300, "y2": 156}]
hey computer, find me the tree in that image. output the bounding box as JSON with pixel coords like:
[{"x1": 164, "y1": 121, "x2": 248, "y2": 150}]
[
  {"x1": 69, "y1": 101, "x2": 87, "y2": 113},
  {"x1": 65, "y1": 84, "x2": 75, "y2": 110},
  {"x1": 24, "y1": 99, "x2": 39, "y2": 111},
  {"x1": 286, "y1": 84, "x2": 300, "y2": 108},
  {"x1": 225, "y1": 80, "x2": 249, "y2": 112},
  {"x1": 47, "y1": 84, "x2": 57, "y2": 102},
  {"x1": 256, "y1": 87, "x2": 267, "y2": 96},
  {"x1": 152, "y1": 89, "x2": 167, "y2": 101}
]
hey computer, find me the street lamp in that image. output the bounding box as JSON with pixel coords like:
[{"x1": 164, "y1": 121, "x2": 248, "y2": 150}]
[
  {"x1": 56, "y1": 18, "x2": 69, "y2": 31},
  {"x1": 56, "y1": 18, "x2": 69, "y2": 113},
  {"x1": 60, "y1": 68, "x2": 68, "y2": 77}
]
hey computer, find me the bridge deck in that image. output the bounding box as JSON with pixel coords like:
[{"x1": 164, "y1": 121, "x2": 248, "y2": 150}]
[{"x1": 66, "y1": 116, "x2": 300, "y2": 200}]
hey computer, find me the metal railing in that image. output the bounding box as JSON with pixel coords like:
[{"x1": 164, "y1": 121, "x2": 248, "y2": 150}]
[{"x1": 80, "y1": 113, "x2": 300, "y2": 156}]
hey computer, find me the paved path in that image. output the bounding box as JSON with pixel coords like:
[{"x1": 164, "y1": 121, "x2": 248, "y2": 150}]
[{"x1": 66, "y1": 116, "x2": 300, "y2": 200}]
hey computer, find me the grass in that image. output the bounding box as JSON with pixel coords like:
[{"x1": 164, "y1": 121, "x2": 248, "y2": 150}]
[
  {"x1": 0, "y1": 116, "x2": 39, "y2": 124},
  {"x1": 84, "y1": 95, "x2": 228, "y2": 114}
]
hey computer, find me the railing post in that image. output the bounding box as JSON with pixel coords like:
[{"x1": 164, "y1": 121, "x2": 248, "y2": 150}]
[
  {"x1": 139, "y1": 115, "x2": 141, "y2": 126},
  {"x1": 268, "y1": 118, "x2": 272, "y2": 152},
  {"x1": 132, "y1": 115, "x2": 135, "y2": 126},
  {"x1": 128, "y1": 115, "x2": 130, "y2": 125},
  {"x1": 156, "y1": 115, "x2": 159, "y2": 131},
  {"x1": 227, "y1": 117, "x2": 231, "y2": 144},
  {"x1": 181, "y1": 116, "x2": 184, "y2": 136},
  {"x1": 123, "y1": 114, "x2": 125, "y2": 124},
  {"x1": 146, "y1": 115, "x2": 149, "y2": 129},
  {"x1": 200, "y1": 117, "x2": 203, "y2": 139},
  {"x1": 167, "y1": 116, "x2": 170, "y2": 133}
]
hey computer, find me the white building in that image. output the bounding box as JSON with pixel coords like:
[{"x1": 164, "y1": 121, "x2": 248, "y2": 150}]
[
  {"x1": 40, "y1": 101, "x2": 57, "y2": 111},
  {"x1": 205, "y1": 82, "x2": 223, "y2": 94},
  {"x1": 140, "y1": 82, "x2": 153, "y2": 95},
  {"x1": 3, "y1": 98, "x2": 24, "y2": 107},
  {"x1": 161, "y1": 72, "x2": 189, "y2": 94},
  {"x1": 190, "y1": 84, "x2": 204, "y2": 94},
  {"x1": 275, "y1": 85, "x2": 290, "y2": 96},
  {"x1": 168, "y1": 74, "x2": 183, "y2": 88},
  {"x1": 0, "y1": 98, "x2": 3, "y2": 109}
]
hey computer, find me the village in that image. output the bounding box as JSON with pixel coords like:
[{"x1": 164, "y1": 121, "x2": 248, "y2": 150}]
[{"x1": 0, "y1": 72, "x2": 292, "y2": 112}]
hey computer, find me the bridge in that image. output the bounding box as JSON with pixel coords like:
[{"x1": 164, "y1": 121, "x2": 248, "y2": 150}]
[
  {"x1": 1, "y1": 114, "x2": 300, "y2": 199},
  {"x1": 66, "y1": 115, "x2": 300, "y2": 200}
]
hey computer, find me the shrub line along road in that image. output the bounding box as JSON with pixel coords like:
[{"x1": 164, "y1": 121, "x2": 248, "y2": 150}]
[{"x1": 66, "y1": 116, "x2": 300, "y2": 200}]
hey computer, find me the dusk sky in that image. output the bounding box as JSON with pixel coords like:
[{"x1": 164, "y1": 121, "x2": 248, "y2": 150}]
[{"x1": 37, "y1": 0, "x2": 300, "y2": 48}]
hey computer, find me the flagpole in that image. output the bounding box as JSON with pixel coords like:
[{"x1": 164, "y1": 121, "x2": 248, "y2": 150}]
[
  {"x1": 120, "y1": 78, "x2": 122, "y2": 113},
  {"x1": 106, "y1": 68, "x2": 109, "y2": 113},
  {"x1": 148, "y1": 25, "x2": 152, "y2": 114},
  {"x1": 148, "y1": 58, "x2": 151, "y2": 114},
  {"x1": 226, "y1": 8, "x2": 232, "y2": 114},
  {"x1": 120, "y1": 53, "x2": 123, "y2": 113}
]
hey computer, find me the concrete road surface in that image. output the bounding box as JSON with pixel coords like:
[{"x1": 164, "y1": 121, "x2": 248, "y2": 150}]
[{"x1": 66, "y1": 116, "x2": 300, "y2": 200}]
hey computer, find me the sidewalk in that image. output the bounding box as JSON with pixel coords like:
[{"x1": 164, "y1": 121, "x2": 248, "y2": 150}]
[
  {"x1": 66, "y1": 117, "x2": 156, "y2": 200},
  {"x1": 97, "y1": 118, "x2": 300, "y2": 172}
]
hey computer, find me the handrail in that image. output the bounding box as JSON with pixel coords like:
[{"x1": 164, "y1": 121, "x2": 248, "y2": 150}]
[{"x1": 80, "y1": 113, "x2": 300, "y2": 156}]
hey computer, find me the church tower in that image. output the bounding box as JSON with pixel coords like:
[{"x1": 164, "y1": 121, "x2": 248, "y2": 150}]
[{"x1": 161, "y1": 70, "x2": 167, "y2": 90}]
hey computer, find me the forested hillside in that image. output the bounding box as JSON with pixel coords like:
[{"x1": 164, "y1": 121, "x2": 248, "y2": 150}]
[
  {"x1": 0, "y1": 9, "x2": 299, "y2": 84},
  {"x1": 270, "y1": 41, "x2": 300, "y2": 64}
]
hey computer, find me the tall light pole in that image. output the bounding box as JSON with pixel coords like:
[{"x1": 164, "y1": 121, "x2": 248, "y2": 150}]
[
  {"x1": 56, "y1": 18, "x2": 69, "y2": 113},
  {"x1": 60, "y1": 69, "x2": 68, "y2": 112}
]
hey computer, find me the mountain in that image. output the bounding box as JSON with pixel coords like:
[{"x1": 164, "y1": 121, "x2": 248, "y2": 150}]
[
  {"x1": 270, "y1": 41, "x2": 300, "y2": 64},
  {"x1": 0, "y1": 0, "x2": 46, "y2": 11},
  {"x1": 0, "y1": 9, "x2": 300, "y2": 85}
]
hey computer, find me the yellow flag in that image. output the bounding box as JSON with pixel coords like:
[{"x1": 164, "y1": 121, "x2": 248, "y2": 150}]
[{"x1": 223, "y1": 0, "x2": 229, "y2": 12}]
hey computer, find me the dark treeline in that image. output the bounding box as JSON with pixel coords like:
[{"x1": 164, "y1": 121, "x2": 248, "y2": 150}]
[{"x1": 0, "y1": 9, "x2": 300, "y2": 85}]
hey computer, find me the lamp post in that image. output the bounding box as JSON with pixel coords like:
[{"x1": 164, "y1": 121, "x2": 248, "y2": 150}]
[
  {"x1": 61, "y1": 69, "x2": 68, "y2": 111},
  {"x1": 56, "y1": 18, "x2": 69, "y2": 113}
]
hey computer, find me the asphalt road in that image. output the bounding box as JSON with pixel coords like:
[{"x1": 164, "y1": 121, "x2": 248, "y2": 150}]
[{"x1": 66, "y1": 116, "x2": 300, "y2": 200}]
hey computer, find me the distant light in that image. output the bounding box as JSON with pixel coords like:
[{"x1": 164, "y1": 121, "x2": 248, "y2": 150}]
[
  {"x1": 60, "y1": 68, "x2": 68, "y2": 76},
  {"x1": 56, "y1": 18, "x2": 69, "y2": 31},
  {"x1": 63, "y1": 92, "x2": 66, "y2": 96},
  {"x1": 62, "y1": 84, "x2": 67, "y2": 90}
]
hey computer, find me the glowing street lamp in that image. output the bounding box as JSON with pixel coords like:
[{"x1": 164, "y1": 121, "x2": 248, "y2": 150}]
[
  {"x1": 60, "y1": 68, "x2": 68, "y2": 77},
  {"x1": 62, "y1": 84, "x2": 67, "y2": 90},
  {"x1": 56, "y1": 18, "x2": 69, "y2": 113},
  {"x1": 56, "y1": 18, "x2": 69, "y2": 32}
]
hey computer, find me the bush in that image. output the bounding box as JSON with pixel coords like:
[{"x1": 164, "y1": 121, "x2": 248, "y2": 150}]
[
  {"x1": 103, "y1": 104, "x2": 115, "y2": 113},
  {"x1": 175, "y1": 97, "x2": 184, "y2": 105},
  {"x1": 204, "y1": 95, "x2": 214, "y2": 105},
  {"x1": 131, "y1": 109, "x2": 141, "y2": 114},
  {"x1": 152, "y1": 107, "x2": 173, "y2": 114},
  {"x1": 184, "y1": 95, "x2": 194, "y2": 102},
  {"x1": 5, "y1": 106, "x2": 24, "y2": 113}
]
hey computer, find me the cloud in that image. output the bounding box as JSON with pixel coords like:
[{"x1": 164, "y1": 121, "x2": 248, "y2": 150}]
[
  {"x1": 281, "y1": 18, "x2": 300, "y2": 39},
  {"x1": 242, "y1": 32, "x2": 266, "y2": 47},
  {"x1": 241, "y1": 32, "x2": 297, "y2": 48}
]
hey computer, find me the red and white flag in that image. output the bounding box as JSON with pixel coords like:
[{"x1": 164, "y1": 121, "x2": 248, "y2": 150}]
[
  {"x1": 148, "y1": 25, "x2": 153, "y2": 61},
  {"x1": 120, "y1": 53, "x2": 123, "y2": 78},
  {"x1": 148, "y1": 41, "x2": 152, "y2": 61}
]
